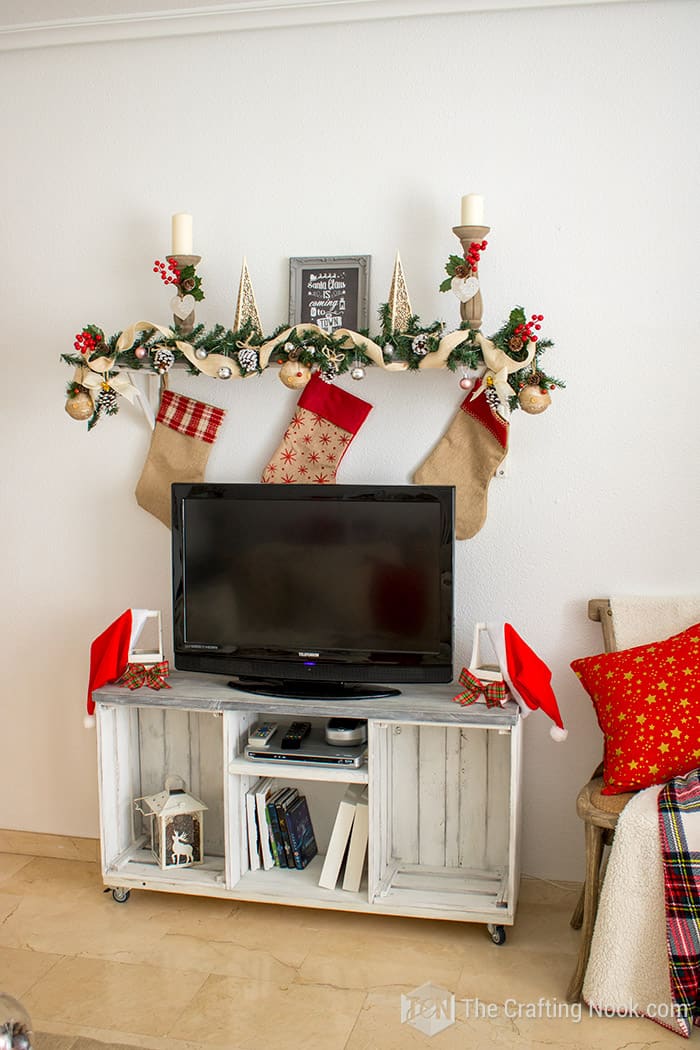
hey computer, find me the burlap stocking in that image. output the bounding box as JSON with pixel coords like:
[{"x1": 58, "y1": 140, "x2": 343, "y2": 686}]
[
  {"x1": 413, "y1": 380, "x2": 508, "y2": 539},
  {"x1": 261, "y1": 373, "x2": 372, "y2": 484},
  {"x1": 135, "y1": 389, "x2": 226, "y2": 527}
]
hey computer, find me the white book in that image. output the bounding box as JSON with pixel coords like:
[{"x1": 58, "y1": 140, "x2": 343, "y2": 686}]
[
  {"x1": 342, "y1": 787, "x2": 369, "y2": 892},
  {"x1": 318, "y1": 784, "x2": 366, "y2": 890},
  {"x1": 245, "y1": 779, "x2": 263, "y2": 871},
  {"x1": 255, "y1": 777, "x2": 277, "y2": 871}
]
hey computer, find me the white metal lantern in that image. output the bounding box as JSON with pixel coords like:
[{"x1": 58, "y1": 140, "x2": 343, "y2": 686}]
[
  {"x1": 135, "y1": 779, "x2": 207, "y2": 870},
  {"x1": 468, "y1": 623, "x2": 505, "y2": 683}
]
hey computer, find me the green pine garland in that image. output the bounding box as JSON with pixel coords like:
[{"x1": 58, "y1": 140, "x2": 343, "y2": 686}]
[{"x1": 63, "y1": 305, "x2": 564, "y2": 426}]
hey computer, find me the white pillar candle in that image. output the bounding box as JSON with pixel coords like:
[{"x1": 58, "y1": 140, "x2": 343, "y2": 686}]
[
  {"x1": 171, "y1": 213, "x2": 193, "y2": 255},
  {"x1": 460, "y1": 194, "x2": 484, "y2": 226}
]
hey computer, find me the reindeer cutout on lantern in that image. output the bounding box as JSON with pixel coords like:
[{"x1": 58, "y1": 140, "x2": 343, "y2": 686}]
[
  {"x1": 134, "y1": 778, "x2": 207, "y2": 870},
  {"x1": 171, "y1": 829, "x2": 194, "y2": 866}
]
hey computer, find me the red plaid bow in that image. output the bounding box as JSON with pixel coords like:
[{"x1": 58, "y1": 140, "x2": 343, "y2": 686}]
[
  {"x1": 119, "y1": 661, "x2": 171, "y2": 691},
  {"x1": 452, "y1": 667, "x2": 508, "y2": 708}
]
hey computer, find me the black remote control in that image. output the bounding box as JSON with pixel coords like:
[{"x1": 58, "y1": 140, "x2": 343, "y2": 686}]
[{"x1": 281, "y1": 721, "x2": 312, "y2": 750}]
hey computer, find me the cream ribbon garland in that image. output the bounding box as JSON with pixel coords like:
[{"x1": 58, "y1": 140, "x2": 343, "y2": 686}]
[
  {"x1": 81, "y1": 362, "x2": 141, "y2": 405},
  {"x1": 469, "y1": 331, "x2": 536, "y2": 404},
  {"x1": 109, "y1": 320, "x2": 532, "y2": 389}
]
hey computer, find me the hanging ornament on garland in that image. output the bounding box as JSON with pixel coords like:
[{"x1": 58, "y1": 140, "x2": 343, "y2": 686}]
[
  {"x1": 65, "y1": 376, "x2": 94, "y2": 421},
  {"x1": 518, "y1": 383, "x2": 552, "y2": 414},
  {"x1": 279, "y1": 359, "x2": 311, "y2": 389},
  {"x1": 96, "y1": 382, "x2": 119, "y2": 416},
  {"x1": 483, "y1": 377, "x2": 507, "y2": 421}
]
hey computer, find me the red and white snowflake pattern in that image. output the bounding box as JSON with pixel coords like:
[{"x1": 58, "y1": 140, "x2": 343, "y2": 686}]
[{"x1": 261, "y1": 407, "x2": 353, "y2": 485}]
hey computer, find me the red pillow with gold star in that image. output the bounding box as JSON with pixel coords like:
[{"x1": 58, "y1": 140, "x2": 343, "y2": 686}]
[{"x1": 571, "y1": 624, "x2": 700, "y2": 794}]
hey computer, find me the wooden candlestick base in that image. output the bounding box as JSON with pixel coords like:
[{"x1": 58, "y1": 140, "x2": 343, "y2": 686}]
[
  {"x1": 452, "y1": 225, "x2": 490, "y2": 330},
  {"x1": 167, "y1": 254, "x2": 201, "y2": 334}
]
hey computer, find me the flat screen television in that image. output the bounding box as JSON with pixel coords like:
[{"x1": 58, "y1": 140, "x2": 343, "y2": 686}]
[{"x1": 171, "y1": 483, "x2": 454, "y2": 700}]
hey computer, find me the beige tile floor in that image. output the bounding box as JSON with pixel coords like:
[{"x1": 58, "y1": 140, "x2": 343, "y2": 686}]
[{"x1": 0, "y1": 851, "x2": 691, "y2": 1050}]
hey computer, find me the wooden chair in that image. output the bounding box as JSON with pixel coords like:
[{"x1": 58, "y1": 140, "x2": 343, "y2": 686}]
[{"x1": 566, "y1": 599, "x2": 635, "y2": 1002}]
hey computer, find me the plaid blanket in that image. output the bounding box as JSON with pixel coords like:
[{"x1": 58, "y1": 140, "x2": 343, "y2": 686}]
[{"x1": 658, "y1": 767, "x2": 700, "y2": 1037}]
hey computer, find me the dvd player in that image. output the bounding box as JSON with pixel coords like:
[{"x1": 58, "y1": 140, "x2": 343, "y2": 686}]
[{"x1": 245, "y1": 727, "x2": 367, "y2": 768}]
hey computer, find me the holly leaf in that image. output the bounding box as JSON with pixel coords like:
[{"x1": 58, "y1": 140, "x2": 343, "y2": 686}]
[{"x1": 439, "y1": 277, "x2": 452, "y2": 293}]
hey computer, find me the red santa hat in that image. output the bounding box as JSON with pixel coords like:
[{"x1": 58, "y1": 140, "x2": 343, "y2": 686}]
[
  {"x1": 487, "y1": 622, "x2": 567, "y2": 741},
  {"x1": 86, "y1": 609, "x2": 152, "y2": 719}
]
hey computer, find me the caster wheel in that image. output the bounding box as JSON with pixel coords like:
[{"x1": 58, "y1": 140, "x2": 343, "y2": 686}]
[
  {"x1": 487, "y1": 923, "x2": 506, "y2": 945},
  {"x1": 112, "y1": 888, "x2": 131, "y2": 904}
]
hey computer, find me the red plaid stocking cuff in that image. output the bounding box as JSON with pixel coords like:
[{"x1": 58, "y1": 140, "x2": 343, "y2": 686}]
[{"x1": 156, "y1": 390, "x2": 226, "y2": 443}]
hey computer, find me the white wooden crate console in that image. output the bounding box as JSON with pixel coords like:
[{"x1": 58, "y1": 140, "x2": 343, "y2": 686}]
[{"x1": 94, "y1": 672, "x2": 521, "y2": 938}]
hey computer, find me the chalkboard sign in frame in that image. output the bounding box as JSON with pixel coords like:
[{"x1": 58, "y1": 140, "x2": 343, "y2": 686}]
[{"x1": 289, "y1": 255, "x2": 371, "y2": 333}]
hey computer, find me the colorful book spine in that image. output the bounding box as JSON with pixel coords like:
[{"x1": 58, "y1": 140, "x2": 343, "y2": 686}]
[
  {"x1": 266, "y1": 790, "x2": 288, "y2": 868},
  {"x1": 276, "y1": 788, "x2": 299, "y2": 868},
  {"x1": 285, "y1": 795, "x2": 318, "y2": 870}
]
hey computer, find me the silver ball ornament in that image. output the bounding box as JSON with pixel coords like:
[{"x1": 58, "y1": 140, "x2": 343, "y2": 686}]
[
  {"x1": 195, "y1": 348, "x2": 208, "y2": 360},
  {"x1": 350, "y1": 366, "x2": 366, "y2": 381},
  {"x1": 217, "y1": 366, "x2": 233, "y2": 380},
  {"x1": 383, "y1": 343, "x2": 394, "y2": 360}
]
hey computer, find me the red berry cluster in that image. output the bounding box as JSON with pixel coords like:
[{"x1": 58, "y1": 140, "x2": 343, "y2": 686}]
[
  {"x1": 515, "y1": 313, "x2": 544, "y2": 344},
  {"x1": 465, "y1": 239, "x2": 488, "y2": 273},
  {"x1": 153, "y1": 258, "x2": 182, "y2": 286},
  {"x1": 74, "y1": 328, "x2": 103, "y2": 354}
]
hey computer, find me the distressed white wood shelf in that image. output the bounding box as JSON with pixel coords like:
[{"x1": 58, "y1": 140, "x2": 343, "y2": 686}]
[
  {"x1": 228, "y1": 755, "x2": 368, "y2": 784},
  {"x1": 94, "y1": 672, "x2": 522, "y2": 933}
]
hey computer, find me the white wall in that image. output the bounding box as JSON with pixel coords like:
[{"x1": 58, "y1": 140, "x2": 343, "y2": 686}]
[{"x1": 1, "y1": 0, "x2": 697, "y2": 880}]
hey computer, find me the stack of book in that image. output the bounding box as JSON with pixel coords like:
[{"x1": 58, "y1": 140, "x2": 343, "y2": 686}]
[
  {"x1": 245, "y1": 778, "x2": 318, "y2": 871},
  {"x1": 318, "y1": 784, "x2": 369, "y2": 892}
]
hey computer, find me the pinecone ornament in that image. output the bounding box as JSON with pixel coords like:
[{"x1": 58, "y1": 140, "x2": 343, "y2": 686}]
[
  {"x1": 153, "y1": 347, "x2": 176, "y2": 374},
  {"x1": 237, "y1": 347, "x2": 259, "y2": 374},
  {"x1": 484, "y1": 381, "x2": 506, "y2": 421},
  {"x1": 412, "y1": 334, "x2": 429, "y2": 356},
  {"x1": 97, "y1": 386, "x2": 119, "y2": 416}
]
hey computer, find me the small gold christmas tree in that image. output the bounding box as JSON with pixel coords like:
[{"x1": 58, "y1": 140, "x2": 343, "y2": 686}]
[
  {"x1": 387, "y1": 251, "x2": 413, "y2": 333},
  {"x1": 233, "y1": 258, "x2": 262, "y2": 335}
]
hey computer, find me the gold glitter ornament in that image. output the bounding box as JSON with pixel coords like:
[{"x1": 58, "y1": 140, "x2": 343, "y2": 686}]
[
  {"x1": 279, "y1": 360, "x2": 311, "y2": 389},
  {"x1": 65, "y1": 391, "x2": 94, "y2": 420},
  {"x1": 518, "y1": 385, "x2": 551, "y2": 414}
]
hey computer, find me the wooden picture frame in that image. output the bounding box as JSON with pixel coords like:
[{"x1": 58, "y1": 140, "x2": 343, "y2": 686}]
[{"x1": 289, "y1": 255, "x2": 370, "y2": 333}]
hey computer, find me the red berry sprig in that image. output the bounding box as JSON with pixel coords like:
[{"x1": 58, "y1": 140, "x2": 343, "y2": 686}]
[
  {"x1": 73, "y1": 327, "x2": 104, "y2": 355},
  {"x1": 153, "y1": 258, "x2": 182, "y2": 286},
  {"x1": 465, "y1": 239, "x2": 488, "y2": 274},
  {"x1": 514, "y1": 313, "x2": 544, "y2": 344}
]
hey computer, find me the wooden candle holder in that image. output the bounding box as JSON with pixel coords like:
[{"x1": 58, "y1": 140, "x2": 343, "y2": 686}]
[
  {"x1": 451, "y1": 225, "x2": 490, "y2": 330},
  {"x1": 167, "y1": 253, "x2": 201, "y2": 334}
]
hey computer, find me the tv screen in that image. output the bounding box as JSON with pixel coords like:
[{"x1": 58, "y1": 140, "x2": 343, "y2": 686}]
[{"x1": 172, "y1": 483, "x2": 454, "y2": 699}]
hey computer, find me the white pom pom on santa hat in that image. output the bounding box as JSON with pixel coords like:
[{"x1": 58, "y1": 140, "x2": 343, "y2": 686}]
[{"x1": 486, "y1": 622, "x2": 567, "y2": 741}]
